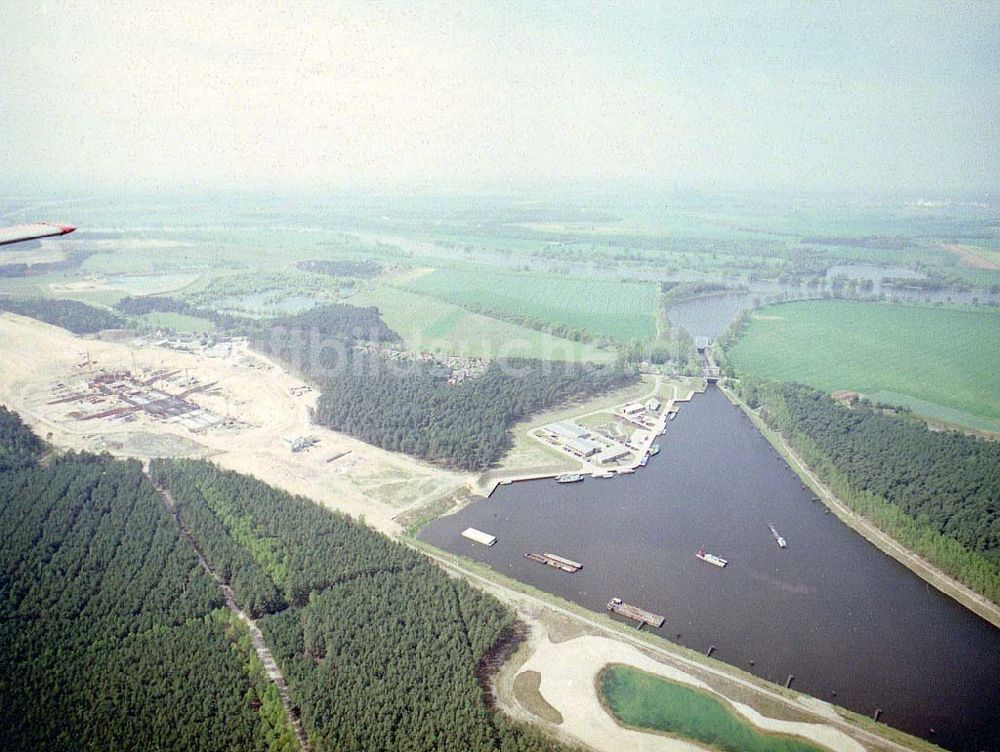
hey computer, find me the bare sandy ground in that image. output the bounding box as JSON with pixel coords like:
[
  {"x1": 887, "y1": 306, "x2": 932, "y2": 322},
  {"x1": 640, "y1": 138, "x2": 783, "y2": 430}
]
[
  {"x1": 517, "y1": 633, "x2": 866, "y2": 752},
  {"x1": 0, "y1": 313, "x2": 469, "y2": 535}
]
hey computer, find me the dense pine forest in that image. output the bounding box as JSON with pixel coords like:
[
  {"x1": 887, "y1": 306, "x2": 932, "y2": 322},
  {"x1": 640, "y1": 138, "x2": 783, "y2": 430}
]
[
  {"x1": 737, "y1": 380, "x2": 1000, "y2": 601},
  {"x1": 0, "y1": 410, "x2": 280, "y2": 751},
  {"x1": 0, "y1": 297, "x2": 123, "y2": 333},
  {"x1": 312, "y1": 351, "x2": 637, "y2": 469},
  {"x1": 254, "y1": 303, "x2": 403, "y2": 349},
  {"x1": 250, "y1": 305, "x2": 636, "y2": 470},
  {"x1": 152, "y1": 459, "x2": 577, "y2": 752},
  {"x1": 0, "y1": 406, "x2": 576, "y2": 751}
]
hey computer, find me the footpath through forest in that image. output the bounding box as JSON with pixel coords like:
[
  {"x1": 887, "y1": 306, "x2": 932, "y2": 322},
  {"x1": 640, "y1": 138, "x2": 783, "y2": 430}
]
[{"x1": 152, "y1": 479, "x2": 310, "y2": 752}]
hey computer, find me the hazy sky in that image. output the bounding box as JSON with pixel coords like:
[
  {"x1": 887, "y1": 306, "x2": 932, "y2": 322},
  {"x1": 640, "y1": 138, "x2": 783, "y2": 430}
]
[{"x1": 2, "y1": 1, "x2": 998, "y2": 194}]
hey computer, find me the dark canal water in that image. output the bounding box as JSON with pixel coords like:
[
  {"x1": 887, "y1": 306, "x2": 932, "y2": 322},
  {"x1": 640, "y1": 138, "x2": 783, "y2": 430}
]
[{"x1": 419, "y1": 387, "x2": 1000, "y2": 751}]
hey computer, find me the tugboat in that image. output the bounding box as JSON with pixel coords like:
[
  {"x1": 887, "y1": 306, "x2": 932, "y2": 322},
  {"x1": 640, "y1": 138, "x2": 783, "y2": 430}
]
[
  {"x1": 768, "y1": 523, "x2": 787, "y2": 548},
  {"x1": 695, "y1": 546, "x2": 728, "y2": 568},
  {"x1": 555, "y1": 473, "x2": 584, "y2": 484}
]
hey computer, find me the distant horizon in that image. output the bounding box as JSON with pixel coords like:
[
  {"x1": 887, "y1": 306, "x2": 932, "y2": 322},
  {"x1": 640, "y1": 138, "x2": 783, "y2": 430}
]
[{"x1": 3, "y1": 2, "x2": 998, "y2": 197}]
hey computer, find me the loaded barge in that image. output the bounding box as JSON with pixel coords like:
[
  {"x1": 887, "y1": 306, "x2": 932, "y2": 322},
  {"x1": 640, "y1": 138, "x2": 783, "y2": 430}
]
[
  {"x1": 525, "y1": 552, "x2": 583, "y2": 572},
  {"x1": 606, "y1": 597, "x2": 665, "y2": 628}
]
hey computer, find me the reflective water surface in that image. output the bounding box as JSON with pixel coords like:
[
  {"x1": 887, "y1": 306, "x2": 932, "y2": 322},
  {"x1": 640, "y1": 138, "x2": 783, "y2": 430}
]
[{"x1": 420, "y1": 387, "x2": 1000, "y2": 751}]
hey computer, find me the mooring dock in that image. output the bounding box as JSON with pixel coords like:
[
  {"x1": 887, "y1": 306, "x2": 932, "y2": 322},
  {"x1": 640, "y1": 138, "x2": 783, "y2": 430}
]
[
  {"x1": 606, "y1": 597, "x2": 665, "y2": 628},
  {"x1": 524, "y1": 552, "x2": 583, "y2": 572}
]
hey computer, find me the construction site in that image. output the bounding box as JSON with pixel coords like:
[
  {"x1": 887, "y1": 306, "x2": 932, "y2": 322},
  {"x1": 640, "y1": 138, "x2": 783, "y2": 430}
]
[{"x1": 45, "y1": 359, "x2": 239, "y2": 433}]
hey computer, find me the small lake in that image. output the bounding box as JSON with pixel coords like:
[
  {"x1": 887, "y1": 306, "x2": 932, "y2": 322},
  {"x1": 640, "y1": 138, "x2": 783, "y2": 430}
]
[{"x1": 419, "y1": 387, "x2": 1000, "y2": 751}]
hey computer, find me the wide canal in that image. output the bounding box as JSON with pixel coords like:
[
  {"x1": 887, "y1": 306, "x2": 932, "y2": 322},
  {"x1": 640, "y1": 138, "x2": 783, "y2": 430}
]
[{"x1": 419, "y1": 386, "x2": 1000, "y2": 751}]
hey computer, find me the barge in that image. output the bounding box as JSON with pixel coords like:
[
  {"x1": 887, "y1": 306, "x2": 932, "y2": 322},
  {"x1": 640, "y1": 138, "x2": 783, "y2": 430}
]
[
  {"x1": 696, "y1": 546, "x2": 728, "y2": 568},
  {"x1": 461, "y1": 528, "x2": 497, "y2": 546},
  {"x1": 525, "y1": 552, "x2": 583, "y2": 573},
  {"x1": 606, "y1": 597, "x2": 665, "y2": 628}
]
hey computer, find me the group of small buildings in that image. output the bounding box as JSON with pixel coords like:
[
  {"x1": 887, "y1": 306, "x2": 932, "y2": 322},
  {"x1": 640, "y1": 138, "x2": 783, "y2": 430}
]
[{"x1": 354, "y1": 344, "x2": 489, "y2": 385}]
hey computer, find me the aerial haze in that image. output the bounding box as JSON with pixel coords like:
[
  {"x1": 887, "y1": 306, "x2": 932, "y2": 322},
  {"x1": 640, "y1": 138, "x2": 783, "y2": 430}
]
[
  {"x1": 2, "y1": 0, "x2": 998, "y2": 194},
  {"x1": 2, "y1": 4, "x2": 999, "y2": 752}
]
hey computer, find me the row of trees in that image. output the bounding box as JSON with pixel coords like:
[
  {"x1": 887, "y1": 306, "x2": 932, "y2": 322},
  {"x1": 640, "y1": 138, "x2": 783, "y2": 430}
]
[
  {"x1": 153, "y1": 458, "x2": 579, "y2": 752},
  {"x1": 296, "y1": 258, "x2": 382, "y2": 278},
  {"x1": 0, "y1": 297, "x2": 123, "y2": 333},
  {"x1": 0, "y1": 412, "x2": 281, "y2": 751},
  {"x1": 737, "y1": 380, "x2": 1000, "y2": 602}
]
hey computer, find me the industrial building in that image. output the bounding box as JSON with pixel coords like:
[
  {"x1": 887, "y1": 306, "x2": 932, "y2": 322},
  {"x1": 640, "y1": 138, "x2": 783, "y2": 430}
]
[{"x1": 545, "y1": 421, "x2": 604, "y2": 457}]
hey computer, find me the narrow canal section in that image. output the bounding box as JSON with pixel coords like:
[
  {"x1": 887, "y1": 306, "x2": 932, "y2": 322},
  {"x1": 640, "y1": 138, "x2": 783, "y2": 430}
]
[{"x1": 419, "y1": 386, "x2": 1000, "y2": 751}]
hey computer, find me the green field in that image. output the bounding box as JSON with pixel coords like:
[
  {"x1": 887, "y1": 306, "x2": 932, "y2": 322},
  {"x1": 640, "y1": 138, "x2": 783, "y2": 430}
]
[
  {"x1": 599, "y1": 665, "x2": 827, "y2": 752},
  {"x1": 401, "y1": 267, "x2": 657, "y2": 341},
  {"x1": 349, "y1": 284, "x2": 615, "y2": 362},
  {"x1": 727, "y1": 301, "x2": 1000, "y2": 429}
]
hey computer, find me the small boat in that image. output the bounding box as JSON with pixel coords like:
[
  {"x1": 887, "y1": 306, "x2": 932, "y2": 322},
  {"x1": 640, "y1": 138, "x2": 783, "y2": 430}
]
[
  {"x1": 638, "y1": 454, "x2": 649, "y2": 467},
  {"x1": 593, "y1": 470, "x2": 614, "y2": 479},
  {"x1": 649, "y1": 443, "x2": 660, "y2": 455},
  {"x1": 696, "y1": 546, "x2": 728, "y2": 568},
  {"x1": 669, "y1": 412, "x2": 676, "y2": 421},
  {"x1": 617, "y1": 467, "x2": 635, "y2": 475},
  {"x1": 767, "y1": 523, "x2": 787, "y2": 548},
  {"x1": 499, "y1": 479, "x2": 513, "y2": 485},
  {"x1": 555, "y1": 473, "x2": 584, "y2": 483}
]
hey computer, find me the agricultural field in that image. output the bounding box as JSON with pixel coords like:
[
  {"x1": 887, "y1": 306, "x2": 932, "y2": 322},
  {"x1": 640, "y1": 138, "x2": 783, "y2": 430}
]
[
  {"x1": 598, "y1": 665, "x2": 826, "y2": 752},
  {"x1": 401, "y1": 267, "x2": 658, "y2": 341},
  {"x1": 350, "y1": 284, "x2": 615, "y2": 362},
  {"x1": 726, "y1": 300, "x2": 1000, "y2": 431}
]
